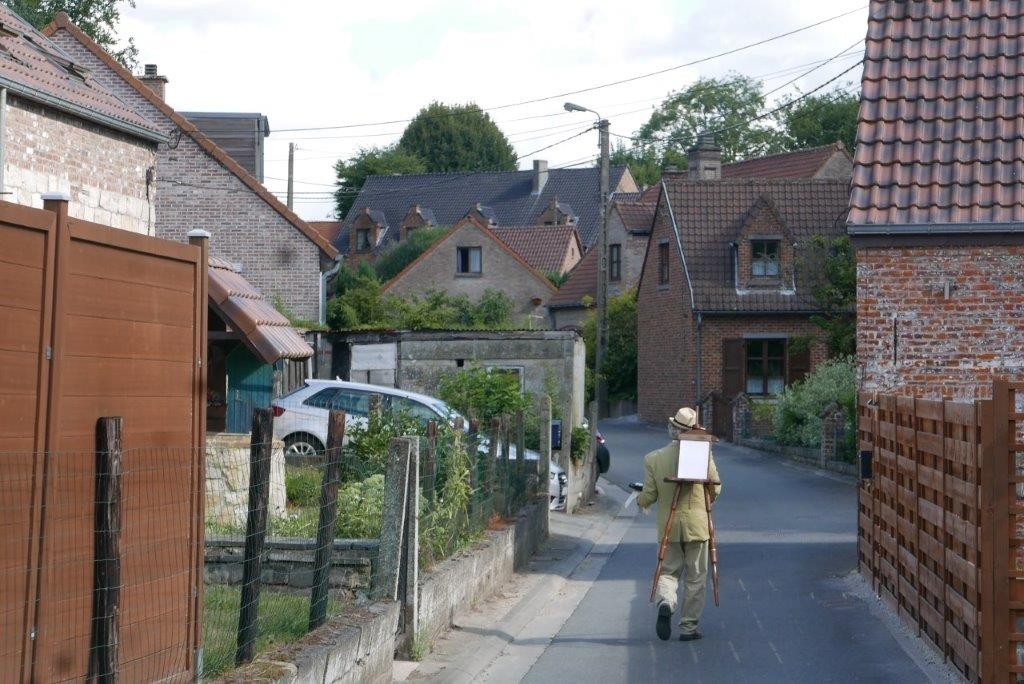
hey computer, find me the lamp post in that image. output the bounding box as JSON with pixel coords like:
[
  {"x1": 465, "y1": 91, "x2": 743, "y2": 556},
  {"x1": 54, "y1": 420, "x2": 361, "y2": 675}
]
[{"x1": 564, "y1": 102, "x2": 610, "y2": 419}]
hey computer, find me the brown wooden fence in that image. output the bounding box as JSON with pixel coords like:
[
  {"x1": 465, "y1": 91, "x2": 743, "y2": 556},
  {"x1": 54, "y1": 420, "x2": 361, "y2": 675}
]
[
  {"x1": 0, "y1": 197, "x2": 207, "y2": 682},
  {"x1": 857, "y1": 380, "x2": 1024, "y2": 682}
]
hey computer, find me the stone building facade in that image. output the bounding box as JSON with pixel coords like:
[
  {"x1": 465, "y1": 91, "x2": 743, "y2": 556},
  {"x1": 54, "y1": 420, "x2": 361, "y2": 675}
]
[{"x1": 46, "y1": 15, "x2": 336, "y2": 322}]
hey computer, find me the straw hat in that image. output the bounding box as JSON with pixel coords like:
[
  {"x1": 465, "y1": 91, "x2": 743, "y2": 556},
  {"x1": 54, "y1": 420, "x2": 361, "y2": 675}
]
[{"x1": 669, "y1": 407, "x2": 699, "y2": 431}]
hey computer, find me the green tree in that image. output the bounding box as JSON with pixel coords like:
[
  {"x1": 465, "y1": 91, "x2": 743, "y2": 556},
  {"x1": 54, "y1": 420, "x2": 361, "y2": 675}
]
[
  {"x1": 778, "y1": 88, "x2": 860, "y2": 153},
  {"x1": 437, "y1": 367, "x2": 530, "y2": 426},
  {"x1": 333, "y1": 145, "x2": 426, "y2": 219},
  {"x1": 806, "y1": 235, "x2": 856, "y2": 356},
  {"x1": 373, "y1": 225, "x2": 450, "y2": 282},
  {"x1": 4, "y1": 0, "x2": 139, "y2": 68},
  {"x1": 581, "y1": 288, "x2": 638, "y2": 401},
  {"x1": 397, "y1": 102, "x2": 516, "y2": 173}
]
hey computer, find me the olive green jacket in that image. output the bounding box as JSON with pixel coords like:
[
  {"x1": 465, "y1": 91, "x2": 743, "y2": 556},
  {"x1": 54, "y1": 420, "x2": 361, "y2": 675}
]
[{"x1": 637, "y1": 431, "x2": 721, "y2": 542}]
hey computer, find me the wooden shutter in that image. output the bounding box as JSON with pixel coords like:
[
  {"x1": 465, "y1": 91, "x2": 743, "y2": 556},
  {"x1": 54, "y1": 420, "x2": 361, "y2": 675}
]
[
  {"x1": 787, "y1": 343, "x2": 811, "y2": 385},
  {"x1": 722, "y1": 338, "x2": 744, "y2": 398}
]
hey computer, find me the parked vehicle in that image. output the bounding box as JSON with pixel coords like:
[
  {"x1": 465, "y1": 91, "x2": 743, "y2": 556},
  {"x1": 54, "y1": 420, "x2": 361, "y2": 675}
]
[{"x1": 271, "y1": 379, "x2": 567, "y2": 510}]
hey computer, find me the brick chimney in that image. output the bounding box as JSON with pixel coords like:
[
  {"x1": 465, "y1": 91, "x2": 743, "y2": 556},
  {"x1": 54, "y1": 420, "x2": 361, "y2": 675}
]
[
  {"x1": 687, "y1": 132, "x2": 721, "y2": 180},
  {"x1": 139, "y1": 64, "x2": 168, "y2": 100},
  {"x1": 532, "y1": 159, "x2": 548, "y2": 195}
]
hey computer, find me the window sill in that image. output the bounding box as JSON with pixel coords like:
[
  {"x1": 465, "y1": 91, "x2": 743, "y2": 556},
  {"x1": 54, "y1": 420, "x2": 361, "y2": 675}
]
[
  {"x1": 657, "y1": 283, "x2": 670, "y2": 291},
  {"x1": 455, "y1": 272, "x2": 483, "y2": 278}
]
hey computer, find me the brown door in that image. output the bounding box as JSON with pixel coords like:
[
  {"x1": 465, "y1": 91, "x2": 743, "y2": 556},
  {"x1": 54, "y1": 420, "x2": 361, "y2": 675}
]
[{"x1": 716, "y1": 338, "x2": 744, "y2": 439}]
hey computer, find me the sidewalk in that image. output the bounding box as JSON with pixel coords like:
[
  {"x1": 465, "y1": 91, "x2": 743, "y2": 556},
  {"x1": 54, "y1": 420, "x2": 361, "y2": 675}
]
[{"x1": 395, "y1": 480, "x2": 636, "y2": 683}]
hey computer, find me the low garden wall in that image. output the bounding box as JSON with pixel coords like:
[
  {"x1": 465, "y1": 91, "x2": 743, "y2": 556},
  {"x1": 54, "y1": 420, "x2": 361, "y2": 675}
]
[{"x1": 735, "y1": 435, "x2": 858, "y2": 477}]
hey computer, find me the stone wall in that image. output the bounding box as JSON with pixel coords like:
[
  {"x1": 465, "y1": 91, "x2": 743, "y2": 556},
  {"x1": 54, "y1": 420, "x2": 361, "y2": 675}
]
[
  {"x1": 4, "y1": 95, "x2": 156, "y2": 234},
  {"x1": 206, "y1": 432, "x2": 286, "y2": 528}
]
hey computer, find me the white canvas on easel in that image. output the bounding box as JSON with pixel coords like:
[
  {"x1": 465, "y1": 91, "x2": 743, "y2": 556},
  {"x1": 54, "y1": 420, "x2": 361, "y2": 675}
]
[{"x1": 676, "y1": 440, "x2": 711, "y2": 481}]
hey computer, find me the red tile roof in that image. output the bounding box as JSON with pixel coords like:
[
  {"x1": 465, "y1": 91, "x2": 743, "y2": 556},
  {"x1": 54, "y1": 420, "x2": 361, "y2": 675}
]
[
  {"x1": 548, "y1": 246, "x2": 598, "y2": 308},
  {"x1": 722, "y1": 143, "x2": 848, "y2": 179},
  {"x1": 491, "y1": 225, "x2": 581, "y2": 275},
  {"x1": 850, "y1": 0, "x2": 1024, "y2": 227},
  {"x1": 308, "y1": 220, "x2": 342, "y2": 245},
  {"x1": 0, "y1": 6, "x2": 161, "y2": 140},
  {"x1": 616, "y1": 200, "x2": 656, "y2": 234},
  {"x1": 44, "y1": 13, "x2": 338, "y2": 258},
  {"x1": 208, "y1": 257, "x2": 313, "y2": 363}
]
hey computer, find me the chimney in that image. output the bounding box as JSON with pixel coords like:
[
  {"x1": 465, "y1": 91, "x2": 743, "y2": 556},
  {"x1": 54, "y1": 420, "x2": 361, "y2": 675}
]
[
  {"x1": 139, "y1": 64, "x2": 168, "y2": 101},
  {"x1": 532, "y1": 159, "x2": 548, "y2": 195},
  {"x1": 687, "y1": 132, "x2": 721, "y2": 180}
]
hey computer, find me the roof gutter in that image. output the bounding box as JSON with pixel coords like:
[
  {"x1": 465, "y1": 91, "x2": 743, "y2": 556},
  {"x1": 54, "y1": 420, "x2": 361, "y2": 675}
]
[
  {"x1": 662, "y1": 179, "x2": 696, "y2": 312},
  {"x1": 0, "y1": 77, "x2": 167, "y2": 144},
  {"x1": 848, "y1": 222, "x2": 1024, "y2": 235}
]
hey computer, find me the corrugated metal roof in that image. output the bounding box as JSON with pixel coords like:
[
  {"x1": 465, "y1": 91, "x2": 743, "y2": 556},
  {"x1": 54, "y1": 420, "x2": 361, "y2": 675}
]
[
  {"x1": 208, "y1": 257, "x2": 313, "y2": 363},
  {"x1": 850, "y1": 0, "x2": 1024, "y2": 227}
]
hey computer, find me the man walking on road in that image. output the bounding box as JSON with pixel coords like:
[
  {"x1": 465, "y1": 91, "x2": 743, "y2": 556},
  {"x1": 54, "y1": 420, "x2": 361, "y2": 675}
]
[{"x1": 638, "y1": 407, "x2": 721, "y2": 642}]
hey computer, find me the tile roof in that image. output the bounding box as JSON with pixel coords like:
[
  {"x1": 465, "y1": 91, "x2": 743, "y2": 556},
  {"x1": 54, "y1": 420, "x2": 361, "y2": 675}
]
[
  {"x1": 308, "y1": 220, "x2": 342, "y2": 244},
  {"x1": 548, "y1": 245, "x2": 598, "y2": 308},
  {"x1": 659, "y1": 178, "x2": 850, "y2": 313},
  {"x1": 337, "y1": 166, "x2": 630, "y2": 252},
  {"x1": 491, "y1": 224, "x2": 581, "y2": 275},
  {"x1": 44, "y1": 13, "x2": 337, "y2": 258},
  {"x1": 0, "y1": 6, "x2": 161, "y2": 141},
  {"x1": 615, "y1": 200, "x2": 656, "y2": 234},
  {"x1": 721, "y1": 143, "x2": 849, "y2": 179},
  {"x1": 208, "y1": 257, "x2": 313, "y2": 363},
  {"x1": 850, "y1": 0, "x2": 1024, "y2": 228}
]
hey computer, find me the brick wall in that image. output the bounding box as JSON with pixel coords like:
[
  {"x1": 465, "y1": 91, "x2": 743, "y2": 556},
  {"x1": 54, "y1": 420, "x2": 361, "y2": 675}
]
[
  {"x1": 384, "y1": 222, "x2": 553, "y2": 323},
  {"x1": 4, "y1": 95, "x2": 155, "y2": 234},
  {"x1": 857, "y1": 244, "x2": 1024, "y2": 398},
  {"x1": 50, "y1": 28, "x2": 325, "y2": 322}
]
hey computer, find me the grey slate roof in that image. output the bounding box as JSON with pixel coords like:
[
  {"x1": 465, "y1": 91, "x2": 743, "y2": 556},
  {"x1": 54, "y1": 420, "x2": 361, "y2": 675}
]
[{"x1": 336, "y1": 166, "x2": 630, "y2": 252}]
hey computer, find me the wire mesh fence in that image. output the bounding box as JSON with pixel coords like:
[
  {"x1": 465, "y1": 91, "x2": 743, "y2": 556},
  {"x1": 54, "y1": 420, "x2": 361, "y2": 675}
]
[{"x1": 2, "y1": 391, "x2": 552, "y2": 680}]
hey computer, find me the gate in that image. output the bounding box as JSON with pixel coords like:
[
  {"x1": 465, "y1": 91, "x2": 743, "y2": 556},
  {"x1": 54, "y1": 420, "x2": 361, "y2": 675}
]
[
  {"x1": 0, "y1": 197, "x2": 206, "y2": 681},
  {"x1": 857, "y1": 380, "x2": 1024, "y2": 682}
]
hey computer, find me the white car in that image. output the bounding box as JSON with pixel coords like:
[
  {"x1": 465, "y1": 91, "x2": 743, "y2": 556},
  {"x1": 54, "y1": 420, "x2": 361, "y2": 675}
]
[{"x1": 272, "y1": 379, "x2": 567, "y2": 510}]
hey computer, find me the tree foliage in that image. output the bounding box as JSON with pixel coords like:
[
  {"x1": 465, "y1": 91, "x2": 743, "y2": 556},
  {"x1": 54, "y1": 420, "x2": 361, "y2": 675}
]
[
  {"x1": 5, "y1": 0, "x2": 139, "y2": 68},
  {"x1": 333, "y1": 145, "x2": 426, "y2": 219},
  {"x1": 581, "y1": 288, "x2": 638, "y2": 401},
  {"x1": 770, "y1": 356, "x2": 856, "y2": 452},
  {"x1": 398, "y1": 102, "x2": 516, "y2": 174},
  {"x1": 806, "y1": 235, "x2": 856, "y2": 357},
  {"x1": 437, "y1": 367, "x2": 531, "y2": 426},
  {"x1": 778, "y1": 88, "x2": 860, "y2": 154},
  {"x1": 373, "y1": 225, "x2": 450, "y2": 282},
  {"x1": 326, "y1": 264, "x2": 516, "y2": 331}
]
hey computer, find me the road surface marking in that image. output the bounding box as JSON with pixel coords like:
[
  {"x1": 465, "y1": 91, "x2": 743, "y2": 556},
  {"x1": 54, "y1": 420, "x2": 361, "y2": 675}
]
[
  {"x1": 728, "y1": 640, "x2": 741, "y2": 663},
  {"x1": 767, "y1": 579, "x2": 778, "y2": 591},
  {"x1": 769, "y1": 641, "x2": 783, "y2": 664},
  {"x1": 738, "y1": 578, "x2": 747, "y2": 593},
  {"x1": 750, "y1": 608, "x2": 764, "y2": 633}
]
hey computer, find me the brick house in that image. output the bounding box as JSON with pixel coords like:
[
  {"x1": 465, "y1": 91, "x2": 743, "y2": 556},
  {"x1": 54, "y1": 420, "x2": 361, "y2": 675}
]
[
  {"x1": 636, "y1": 136, "x2": 850, "y2": 436},
  {"x1": 0, "y1": 7, "x2": 161, "y2": 232},
  {"x1": 382, "y1": 215, "x2": 557, "y2": 324},
  {"x1": 336, "y1": 159, "x2": 638, "y2": 256},
  {"x1": 45, "y1": 14, "x2": 337, "y2": 323},
  {"x1": 851, "y1": 0, "x2": 1024, "y2": 398}
]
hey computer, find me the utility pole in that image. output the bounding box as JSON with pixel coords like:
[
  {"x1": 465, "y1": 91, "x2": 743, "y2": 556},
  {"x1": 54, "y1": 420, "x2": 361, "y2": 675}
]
[
  {"x1": 286, "y1": 142, "x2": 295, "y2": 210},
  {"x1": 595, "y1": 118, "x2": 610, "y2": 419},
  {"x1": 565, "y1": 102, "x2": 611, "y2": 419}
]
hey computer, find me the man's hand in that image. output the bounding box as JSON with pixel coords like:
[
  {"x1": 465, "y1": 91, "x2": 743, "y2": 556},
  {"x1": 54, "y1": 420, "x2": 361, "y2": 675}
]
[{"x1": 628, "y1": 482, "x2": 644, "y2": 492}]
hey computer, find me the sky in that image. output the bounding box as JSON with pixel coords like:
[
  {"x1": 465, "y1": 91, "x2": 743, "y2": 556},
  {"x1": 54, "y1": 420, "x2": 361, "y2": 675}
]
[{"x1": 119, "y1": 0, "x2": 869, "y2": 221}]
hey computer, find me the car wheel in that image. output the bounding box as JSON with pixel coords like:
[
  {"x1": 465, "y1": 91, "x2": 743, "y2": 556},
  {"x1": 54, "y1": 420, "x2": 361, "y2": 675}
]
[{"x1": 284, "y1": 434, "x2": 324, "y2": 463}]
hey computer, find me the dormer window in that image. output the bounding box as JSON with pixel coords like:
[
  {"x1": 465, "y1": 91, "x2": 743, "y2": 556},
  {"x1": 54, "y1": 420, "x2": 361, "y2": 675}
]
[
  {"x1": 751, "y1": 239, "x2": 780, "y2": 278},
  {"x1": 356, "y1": 228, "x2": 371, "y2": 251}
]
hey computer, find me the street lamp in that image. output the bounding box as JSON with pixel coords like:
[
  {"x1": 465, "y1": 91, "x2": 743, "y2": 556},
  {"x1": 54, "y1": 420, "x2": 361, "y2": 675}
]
[{"x1": 565, "y1": 101, "x2": 610, "y2": 422}]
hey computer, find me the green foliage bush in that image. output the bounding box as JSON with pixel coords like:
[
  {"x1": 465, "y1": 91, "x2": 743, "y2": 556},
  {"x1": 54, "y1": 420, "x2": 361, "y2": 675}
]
[
  {"x1": 335, "y1": 474, "x2": 386, "y2": 538},
  {"x1": 374, "y1": 226, "x2": 450, "y2": 282},
  {"x1": 437, "y1": 367, "x2": 531, "y2": 426},
  {"x1": 285, "y1": 466, "x2": 321, "y2": 508},
  {"x1": 771, "y1": 356, "x2": 856, "y2": 448},
  {"x1": 582, "y1": 288, "x2": 637, "y2": 401},
  {"x1": 570, "y1": 425, "x2": 591, "y2": 463}
]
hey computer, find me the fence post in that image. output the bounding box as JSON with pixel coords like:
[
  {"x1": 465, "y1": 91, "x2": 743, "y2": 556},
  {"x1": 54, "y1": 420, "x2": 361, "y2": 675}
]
[
  {"x1": 467, "y1": 419, "x2": 479, "y2": 526},
  {"x1": 402, "y1": 437, "x2": 420, "y2": 640},
  {"x1": 497, "y1": 417, "x2": 509, "y2": 518},
  {"x1": 235, "y1": 407, "x2": 273, "y2": 667},
  {"x1": 372, "y1": 438, "x2": 411, "y2": 601},
  {"x1": 89, "y1": 417, "x2": 122, "y2": 683},
  {"x1": 978, "y1": 395, "x2": 996, "y2": 683},
  {"x1": 424, "y1": 420, "x2": 438, "y2": 507},
  {"x1": 538, "y1": 396, "x2": 552, "y2": 504},
  {"x1": 988, "y1": 379, "x2": 1011, "y2": 681},
  {"x1": 309, "y1": 410, "x2": 346, "y2": 631},
  {"x1": 369, "y1": 393, "x2": 383, "y2": 431},
  {"x1": 487, "y1": 418, "x2": 499, "y2": 520},
  {"x1": 515, "y1": 410, "x2": 526, "y2": 511}
]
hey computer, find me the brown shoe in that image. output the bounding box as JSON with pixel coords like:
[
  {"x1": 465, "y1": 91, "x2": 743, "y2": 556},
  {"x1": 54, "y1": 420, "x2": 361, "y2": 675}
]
[{"x1": 679, "y1": 631, "x2": 703, "y2": 641}]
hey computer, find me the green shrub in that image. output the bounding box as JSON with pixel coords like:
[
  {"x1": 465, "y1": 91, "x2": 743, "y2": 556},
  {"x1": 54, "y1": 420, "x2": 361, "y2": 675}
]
[
  {"x1": 374, "y1": 226, "x2": 450, "y2": 281},
  {"x1": 771, "y1": 356, "x2": 856, "y2": 448},
  {"x1": 570, "y1": 425, "x2": 591, "y2": 463},
  {"x1": 437, "y1": 367, "x2": 530, "y2": 426},
  {"x1": 336, "y1": 474, "x2": 386, "y2": 538},
  {"x1": 285, "y1": 466, "x2": 322, "y2": 508}
]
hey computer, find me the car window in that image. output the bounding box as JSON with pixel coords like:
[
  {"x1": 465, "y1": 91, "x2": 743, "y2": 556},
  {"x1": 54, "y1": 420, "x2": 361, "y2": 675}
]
[
  {"x1": 331, "y1": 390, "x2": 371, "y2": 416},
  {"x1": 303, "y1": 388, "x2": 338, "y2": 408},
  {"x1": 393, "y1": 397, "x2": 441, "y2": 424}
]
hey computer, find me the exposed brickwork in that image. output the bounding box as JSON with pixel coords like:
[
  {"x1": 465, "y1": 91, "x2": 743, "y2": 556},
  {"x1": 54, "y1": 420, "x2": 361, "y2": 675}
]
[
  {"x1": 49, "y1": 27, "x2": 326, "y2": 322},
  {"x1": 857, "y1": 245, "x2": 1024, "y2": 399},
  {"x1": 4, "y1": 95, "x2": 155, "y2": 233},
  {"x1": 734, "y1": 203, "x2": 795, "y2": 291}
]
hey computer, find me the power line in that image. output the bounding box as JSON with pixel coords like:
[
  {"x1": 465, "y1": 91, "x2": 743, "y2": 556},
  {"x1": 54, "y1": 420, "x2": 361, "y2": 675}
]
[{"x1": 269, "y1": 5, "x2": 867, "y2": 134}]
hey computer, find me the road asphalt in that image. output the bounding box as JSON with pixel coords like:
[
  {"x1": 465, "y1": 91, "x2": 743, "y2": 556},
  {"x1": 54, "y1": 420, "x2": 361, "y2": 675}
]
[{"x1": 399, "y1": 419, "x2": 961, "y2": 683}]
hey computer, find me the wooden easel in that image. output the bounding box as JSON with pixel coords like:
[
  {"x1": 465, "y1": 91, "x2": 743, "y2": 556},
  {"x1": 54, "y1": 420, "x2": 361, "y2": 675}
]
[{"x1": 649, "y1": 476, "x2": 721, "y2": 606}]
